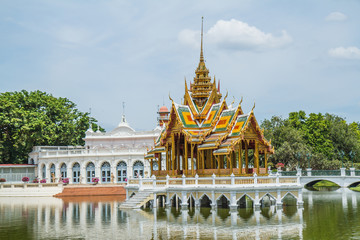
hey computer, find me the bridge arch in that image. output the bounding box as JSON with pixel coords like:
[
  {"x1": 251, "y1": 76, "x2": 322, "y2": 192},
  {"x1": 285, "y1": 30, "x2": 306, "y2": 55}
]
[
  {"x1": 199, "y1": 193, "x2": 212, "y2": 208},
  {"x1": 302, "y1": 178, "x2": 342, "y2": 188},
  {"x1": 348, "y1": 181, "x2": 360, "y2": 188}
]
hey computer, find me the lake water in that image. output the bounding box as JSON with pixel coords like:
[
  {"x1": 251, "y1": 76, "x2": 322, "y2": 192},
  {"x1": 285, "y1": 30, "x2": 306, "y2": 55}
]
[{"x1": 0, "y1": 188, "x2": 359, "y2": 239}]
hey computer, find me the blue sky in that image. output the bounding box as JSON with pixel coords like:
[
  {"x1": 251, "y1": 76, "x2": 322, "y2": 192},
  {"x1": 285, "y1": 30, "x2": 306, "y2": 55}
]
[{"x1": 1, "y1": 0, "x2": 360, "y2": 131}]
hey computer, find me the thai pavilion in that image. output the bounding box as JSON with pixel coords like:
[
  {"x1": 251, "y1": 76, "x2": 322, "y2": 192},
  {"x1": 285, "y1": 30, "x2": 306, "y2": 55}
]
[{"x1": 146, "y1": 19, "x2": 274, "y2": 177}]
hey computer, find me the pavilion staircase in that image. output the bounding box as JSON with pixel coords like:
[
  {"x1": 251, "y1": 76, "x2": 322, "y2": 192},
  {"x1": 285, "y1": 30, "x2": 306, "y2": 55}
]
[{"x1": 119, "y1": 190, "x2": 154, "y2": 209}]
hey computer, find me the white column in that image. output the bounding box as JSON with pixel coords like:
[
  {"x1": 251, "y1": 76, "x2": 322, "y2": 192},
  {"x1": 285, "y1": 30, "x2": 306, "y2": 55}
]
[
  {"x1": 55, "y1": 164, "x2": 61, "y2": 183},
  {"x1": 67, "y1": 164, "x2": 73, "y2": 184},
  {"x1": 254, "y1": 191, "x2": 261, "y2": 210},
  {"x1": 80, "y1": 165, "x2": 86, "y2": 184},
  {"x1": 111, "y1": 161, "x2": 116, "y2": 184},
  {"x1": 230, "y1": 191, "x2": 237, "y2": 211},
  {"x1": 95, "y1": 162, "x2": 101, "y2": 183},
  {"x1": 276, "y1": 190, "x2": 282, "y2": 207},
  {"x1": 297, "y1": 188, "x2": 304, "y2": 206}
]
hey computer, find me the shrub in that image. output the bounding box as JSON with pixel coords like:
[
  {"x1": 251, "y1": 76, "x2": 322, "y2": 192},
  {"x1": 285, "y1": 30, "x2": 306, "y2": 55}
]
[
  {"x1": 92, "y1": 177, "x2": 99, "y2": 183},
  {"x1": 0, "y1": 178, "x2": 6, "y2": 182},
  {"x1": 62, "y1": 178, "x2": 69, "y2": 184},
  {"x1": 22, "y1": 177, "x2": 29, "y2": 182},
  {"x1": 40, "y1": 179, "x2": 46, "y2": 183},
  {"x1": 32, "y1": 178, "x2": 39, "y2": 183}
]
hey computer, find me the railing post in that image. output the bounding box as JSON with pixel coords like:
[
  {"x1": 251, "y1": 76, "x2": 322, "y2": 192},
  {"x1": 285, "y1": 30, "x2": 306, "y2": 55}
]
[
  {"x1": 306, "y1": 168, "x2": 312, "y2": 177},
  {"x1": 212, "y1": 173, "x2": 216, "y2": 186},
  {"x1": 340, "y1": 168, "x2": 346, "y2": 177},
  {"x1": 276, "y1": 172, "x2": 280, "y2": 186},
  {"x1": 182, "y1": 174, "x2": 186, "y2": 186},
  {"x1": 166, "y1": 175, "x2": 169, "y2": 188},
  {"x1": 231, "y1": 173, "x2": 235, "y2": 185},
  {"x1": 297, "y1": 168, "x2": 302, "y2": 185},
  {"x1": 350, "y1": 167, "x2": 355, "y2": 177},
  {"x1": 277, "y1": 169, "x2": 282, "y2": 176},
  {"x1": 195, "y1": 174, "x2": 198, "y2": 186},
  {"x1": 254, "y1": 173, "x2": 258, "y2": 185}
]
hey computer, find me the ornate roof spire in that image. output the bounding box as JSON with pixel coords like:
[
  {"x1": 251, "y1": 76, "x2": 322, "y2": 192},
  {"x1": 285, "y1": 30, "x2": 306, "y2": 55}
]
[{"x1": 200, "y1": 16, "x2": 204, "y2": 63}]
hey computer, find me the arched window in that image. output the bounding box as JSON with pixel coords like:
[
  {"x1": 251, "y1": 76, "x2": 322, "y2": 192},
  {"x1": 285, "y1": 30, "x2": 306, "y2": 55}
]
[
  {"x1": 117, "y1": 162, "x2": 127, "y2": 182},
  {"x1": 29, "y1": 159, "x2": 34, "y2": 165},
  {"x1": 86, "y1": 162, "x2": 95, "y2": 183},
  {"x1": 50, "y1": 164, "x2": 55, "y2": 182},
  {"x1": 101, "y1": 162, "x2": 111, "y2": 183},
  {"x1": 42, "y1": 164, "x2": 46, "y2": 179},
  {"x1": 73, "y1": 163, "x2": 80, "y2": 184},
  {"x1": 133, "y1": 161, "x2": 144, "y2": 178},
  {"x1": 60, "y1": 163, "x2": 67, "y2": 179}
]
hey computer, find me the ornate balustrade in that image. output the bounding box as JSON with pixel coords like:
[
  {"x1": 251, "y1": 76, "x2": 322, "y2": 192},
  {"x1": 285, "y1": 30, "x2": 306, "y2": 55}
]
[
  {"x1": 126, "y1": 173, "x2": 300, "y2": 190},
  {"x1": 39, "y1": 148, "x2": 144, "y2": 157}
]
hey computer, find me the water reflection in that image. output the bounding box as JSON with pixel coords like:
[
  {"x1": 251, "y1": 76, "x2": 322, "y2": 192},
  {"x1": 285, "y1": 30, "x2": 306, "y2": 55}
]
[{"x1": 1, "y1": 190, "x2": 360, "y2": 239}]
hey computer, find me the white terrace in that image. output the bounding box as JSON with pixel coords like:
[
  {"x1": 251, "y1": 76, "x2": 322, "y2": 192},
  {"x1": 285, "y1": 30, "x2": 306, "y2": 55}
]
[{"x1": 122, "y1": 174, "x2": 303, "y2": 210}]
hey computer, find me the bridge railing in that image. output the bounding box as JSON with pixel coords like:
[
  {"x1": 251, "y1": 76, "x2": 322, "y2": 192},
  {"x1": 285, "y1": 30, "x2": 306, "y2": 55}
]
[
  {"x1": 281, "y1": 168, "x2": 360, "y2": 177},
  {"x1": 311, "y1": 170, "x2": 341, "y2": 176},
  {"x1": 126, "y1": 173, "x2": 300, "y2": 190}
]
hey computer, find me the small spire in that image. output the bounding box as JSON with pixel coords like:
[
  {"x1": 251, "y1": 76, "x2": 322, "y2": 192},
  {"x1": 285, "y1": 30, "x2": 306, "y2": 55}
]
[
  {"x1": 218, "y1": 79, "x2": 220, "y2": 93},
  {"x1": 200, "y1": 16, "x2": 204, "y2": 62}
]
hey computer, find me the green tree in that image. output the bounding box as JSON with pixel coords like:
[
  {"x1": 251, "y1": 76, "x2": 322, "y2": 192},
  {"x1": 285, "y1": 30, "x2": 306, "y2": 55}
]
[
  {"x1": 0, "y1": 90, "x2": 102, "y2": 164},
  {"x1": 261, "y1": 111, "x2": 360, "y2": 170}
]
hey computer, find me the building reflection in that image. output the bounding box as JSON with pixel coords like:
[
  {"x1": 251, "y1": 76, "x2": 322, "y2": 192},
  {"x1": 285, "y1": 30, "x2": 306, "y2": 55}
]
[{"x1": 0, "y1": 191, "x2": 358, "y2": 239}]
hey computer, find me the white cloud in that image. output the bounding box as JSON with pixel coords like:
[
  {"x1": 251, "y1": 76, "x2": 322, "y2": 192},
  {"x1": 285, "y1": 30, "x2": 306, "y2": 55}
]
[
  {"x1": 178, "y1": 19, "x2": 292, "y2": 51},
  {"x1": 325, "y1": 12, "x2": 347, "y2": 21},
  {"x1": 178, "y1": 29, "x2": 200, "y2": 49},
  {"x1": 328, "y1": 46, "x2": 360, "y2": 59}
]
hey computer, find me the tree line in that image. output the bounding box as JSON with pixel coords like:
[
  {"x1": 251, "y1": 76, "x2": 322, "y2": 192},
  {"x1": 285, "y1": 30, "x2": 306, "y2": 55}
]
[
  {"x1": 0, "y1": 90, "x2": 102, "y2": 164},
  {"x1": 261, "y1": 111, "x2": 360, "y2": 170},
  {"x1": 1, "y1": 90, "x2": 359, "y2": 169}
]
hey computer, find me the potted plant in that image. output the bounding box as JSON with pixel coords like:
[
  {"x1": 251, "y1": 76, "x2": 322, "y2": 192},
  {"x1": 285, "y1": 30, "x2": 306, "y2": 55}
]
[
  {"x1": 22, "y1": 177, "x2": 29, "y2": 183},
  {"x1": 40, "y1": 179, "x2": 46, "y2": 183},
  {"x1": 275, "y1": 163, "x2": 284, "y2": 170},
  {"x1": 62, "y1": 178, "x2": 69, "y2": 185},
  {"x1": 32, "y1": 178, "x2": 39, "y2": 183},
  {"x1": 92, "y1": 177, "x2": 99, "y2": 185},
  {"x1": 0, "y1": 178, "x2": 6, "y2": 183}
]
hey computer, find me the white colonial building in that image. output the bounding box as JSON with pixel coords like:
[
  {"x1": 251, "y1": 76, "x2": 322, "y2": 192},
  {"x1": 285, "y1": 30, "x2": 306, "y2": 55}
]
[{"x1": 28, "y1": 112, "x2": 167, "y2": 184}]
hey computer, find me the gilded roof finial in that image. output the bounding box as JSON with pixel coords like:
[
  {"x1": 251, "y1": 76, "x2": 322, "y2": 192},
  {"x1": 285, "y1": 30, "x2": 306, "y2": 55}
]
[
  {"x1": 200, "y1": 16, "x2": 204, "y2": 62},
  {"x1": 168, "y1": 92, "x2": 174, "y2": 102}
]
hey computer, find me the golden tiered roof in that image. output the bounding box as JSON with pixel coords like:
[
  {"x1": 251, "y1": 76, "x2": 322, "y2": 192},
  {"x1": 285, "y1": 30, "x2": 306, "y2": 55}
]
[{"x1": 146, "y1": 18, "x2": 274, "y2": 177}]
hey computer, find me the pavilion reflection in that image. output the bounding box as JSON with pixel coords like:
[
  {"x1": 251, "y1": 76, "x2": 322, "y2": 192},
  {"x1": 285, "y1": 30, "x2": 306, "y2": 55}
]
[{"x1": 0, "y1": 195, "x2": 333, "y2": 240}]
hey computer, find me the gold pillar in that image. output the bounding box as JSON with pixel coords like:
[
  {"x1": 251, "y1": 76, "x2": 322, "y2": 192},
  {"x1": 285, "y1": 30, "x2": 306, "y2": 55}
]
[
  {"x1": 150, "y1": 159, "x2": 153, "y2": 176},
  {"x1": 171, "y1": 134, "x2": 175, "y2": 176},
  {"x1": 264, "y1": 151, "x2": 268, "y2": 174},
  {"x1": 176, "y1": 134, "x2": 180, "y2": 172},
  {"x1": 238, "y1": 142, "x2": 242, "y2": 175},
  {"x1": 245, "y1": 141, "x2": 249, "y2": 174},
  {"x1": 166, "y1": 143, "x2": 169, "y2": 174},
  {"x1": 210, "y1": 151, "x2": 213, "y2": 169},
  {"x1": 255, "y1": 140, "x2": 259, "y2": 174},
  {"x1": 158, "y1": 153, "x2": 162, "y2": 175},
  {"x1": 184, "y1": 138, "x2": 188, "y2": 175},
  {"x1": 229, "y1": 153, "x2": 233, "y2": 173},
  {"x1": 191, "y1": 144, "x2": 195, "y2": 176},
  {"x1": 202, "y1": 151, "x2": 205, "y2": 174}
]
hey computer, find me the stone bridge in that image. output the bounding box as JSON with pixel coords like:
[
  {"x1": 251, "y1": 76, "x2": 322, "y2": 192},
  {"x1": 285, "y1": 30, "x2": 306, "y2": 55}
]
[{"x1": 280, "y1": 168, "x2": 360, "y2": 188}]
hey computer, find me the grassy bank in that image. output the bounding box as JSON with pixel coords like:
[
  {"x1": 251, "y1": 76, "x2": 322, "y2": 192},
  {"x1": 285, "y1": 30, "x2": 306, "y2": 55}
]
[
  {"x1": 313, "y1": 180, "x2": 339, "y2": 187},
  {"x1": 350, "y1": 185, "x2": 360, "y2": 192}
]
